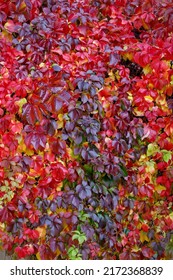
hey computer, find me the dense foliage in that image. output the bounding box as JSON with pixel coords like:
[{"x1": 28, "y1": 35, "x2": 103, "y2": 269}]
[{"x1": 0, "y1": 0, "x2": 173, "y2": 260}]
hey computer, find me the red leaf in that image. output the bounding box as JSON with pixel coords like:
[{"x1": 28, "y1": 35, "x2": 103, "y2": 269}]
[
  {"x1": 51, "y1": 162, "x2": 68, "y2": 183},
  {"x1": 141, "y1": 224, "x2": 149, "y2": 232},
  {"x1": 142, "y1": 247, "x2": 154, "y2": 259},
  {"x1": 139, "y1": 184, "x2": 154, "y2": 198},
  {"x1": 38, "y1": 177, "x2": 52, "y2": 187},
  {"x1": 24, "y1": 228, "x2": 39, "y2": 240},
  {"x1": 46, "y1": 96, "x2": 63, "y2": 113},
  {"x1": 120, "y1": 251, "x2": 140, "y2": 260},
  {"x1": 15, "y1": 247, "x2": 27, "y2": 258},
  {"x1": 22, "y1": 103, "x2": 43, "y2": 125},
  {"x1": 2, "y1": 133, "x2": 18, "y2": 152},
  {"x1": 4, "y1": 20, "x2": 20, "y2": 33},
  {"x1": 0, "y1": 116, "x2": 11, "y2": 134},
  {"x1": 50, "y1": 139, "x2": 66, "y2": 156},
  {"x1": 15, "y1": 245, "x2": 34, "y2": 259},
  {"x1": 25, "y1": 131, "x2": 47, "y2": 150}
]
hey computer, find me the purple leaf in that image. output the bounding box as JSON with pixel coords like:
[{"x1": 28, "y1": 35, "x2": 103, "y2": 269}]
[
  {"x1": 52, "y1": 64, "x2": 62, "y2": 72},
  {"x1": 24, "y1": 0, "x2": 32, "y2": 10},
  {"x1": 49, "y1": 238, "x2": 58, "y2": 252},
  {"x1": 109, "y1": 53, "x2": 120, "y2": 66},
  {"x1": 72, "y1": 196, "x2": 80, "y2": 208},
  {"x1": 78, "y1": 80, "x2": 84, "y2": 91}
]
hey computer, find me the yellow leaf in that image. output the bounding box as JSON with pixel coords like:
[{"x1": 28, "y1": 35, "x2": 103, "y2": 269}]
[
  {"x1": 48, "y1": 194, "x2": 54, "y2": 200},
  {"x1": 1, "y1": 30, "x2": 12, "y2": 41},
  {"x1": 142, "y1": 20, "x2": 149, "y2": 30},
  {"x1": 156, "y1": 95, "x2": 167, "y2": 106},
  {"x1": 58, "y1": 114, "x2": 63, "y2": 121},
  {"x1": 57, "y1": 114, "x2": 64, "y2": 129},
  {"x1": 16, "y1": 98, "x2": 27, "y2": 114},
  {"x1": 67, "y1": 147, "x2": 79, "y2": 159},
  {"x1": 123, "y1": 53, "x2": 133, "y2": 61},
  {"x1": 148, "y1": 83, "x2": 154, "y2": 89},
  {"x1": 36, "y1": 252, "x2": 41, "y2": 260},
  {"x1": 67, "y1": 81, "x2": 74, "y2": 90},
  {"x1": 47, "y1": 209, "x2": 52, "y2": 215},
  {"x1": 139, "y1": 154, "x2": 147, "y2": 162},
  {"x1": 17, "y1": 136, "x2": 34, "y2": 155},
  {"x1": 55, "y1": 248, "x2": 61, "y2": 257},
  {"x1": 113, "y1": 70, "x2": 120, "y2": 81},
  {"x1": 39, "y1": 63, "x2": 45, "y2": 68},
  {"x1": 56, "y1": 182, "x2": 63, "y2": 191},
  {"x1": 143, "y1": 65, "x2": 152, "y2": 75},
  {"x1": 137, "y1": 223, "x2": 141, "y2": 230},
  {"x1": 144, "y1": 95, "x2": 153, "y2": 102},
  {"x1": 146, "y1": 161, "x2": 156, "y2": 174},
  {"x1": 36, "y1": 226, "x2": 46, "y2": 239},
  {"x1": 127, "y1": 92, "x2": 133, "y2": 101},
  {"x1": 0, "y1": 223, "x2": 5, "y2": 230},
  {"x1": 29, "y1": 169, "x2": 38, "y2": 176},
  {"x1": 155, "y1": 184, "x2": 166, "y2": 194},
  {"x1": 133, "y1": 108, "x2": 144, "y2": 116},
  {"x1": 56, "y1": 208, "x2": 66, "y2": 214},
  {"x1": 140, "y1": 231, "x2": 149, "y2": 243},
  {"x1": 17, "y1": 0, "x2": 27, "y2": 11},
  {"x1": 25, "y1": 148, "x2": 34, "y2": 156},
  {"x1": 169, "y1": 212, "x2": 173, "y2": 219},
  {"x1": 132, "y1": 245, "x2": 140, "y2": 252}
]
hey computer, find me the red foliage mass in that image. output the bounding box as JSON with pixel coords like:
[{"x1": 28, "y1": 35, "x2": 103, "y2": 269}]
[{"x1": 0, "y1": 0, "x2": 172, "y2": 260}]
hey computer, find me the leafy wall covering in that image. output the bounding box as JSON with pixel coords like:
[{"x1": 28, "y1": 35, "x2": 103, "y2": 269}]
[{"x1": 0, "y1": 0, "x2": 173, "y2": 259}]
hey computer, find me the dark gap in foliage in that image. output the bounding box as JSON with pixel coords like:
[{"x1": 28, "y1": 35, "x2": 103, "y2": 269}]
[{"x1": 120, "y1": 59, "x2": 143, "y2": 78}]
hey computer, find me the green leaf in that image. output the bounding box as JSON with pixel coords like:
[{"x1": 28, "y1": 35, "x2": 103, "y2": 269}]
[
  {"x1": 119, "y1": 164, "x2": 128, "y2": 177},
  {"x1": 162, "y1": 150, "x2": 172, "y2": 163},
  {"x1": 78, "y1": 211, "x2": 89, "y2": 222},
  {"x1": 67, "y1": 246, "x2": 78, "y2": 258},
  {"x1": 72, "y1": 230, "x2": 81, "y2": 234},
  {"x1": 73, "y1": 256, "x2": 82, "y2": 260},
  {"x1": 67, "y1": 246, "x2": 82, "y2": 260},
  {"x1": 72, "y1": 230, "x2": 87, "y2": 244},
  {"x1": 83, "y1": 164, "x2": 93, "y2": 175},
  {"x1": 78, "y1": 235, "x2": 87, "y2": 245},
  {"x1": 1, "y1": 186, "x2": 8, "y2": 192},
  {"x1": 72, "y1": 234, "x2": 80, "y2": 241},
  {"x1": 147, "y1": 143, "x2": 159, "y2": 156}
]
